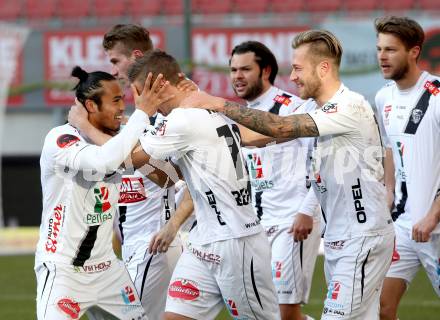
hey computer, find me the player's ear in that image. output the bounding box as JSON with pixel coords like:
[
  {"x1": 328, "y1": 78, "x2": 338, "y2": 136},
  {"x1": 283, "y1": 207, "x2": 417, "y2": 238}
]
[
  {"x1": 84, "y1": 99, "x2": 98, "y2": 113},
  {"x1": 132, "y1": 49, "x2": 144, "y2": 59},
  {"x1": 262, "y1": 66, "x2": 271, "y2": 82},
  {"x1": 409, "y1": 46, "x2": 421, "y2": 61}
]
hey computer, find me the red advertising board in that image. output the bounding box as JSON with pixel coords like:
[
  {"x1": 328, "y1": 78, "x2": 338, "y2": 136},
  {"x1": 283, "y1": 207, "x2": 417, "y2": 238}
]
[
  {"x1": 0, "y1": 34, "x2": 24, "y2": 106},
  {"x1": 44, "y1": 29, "x2": 164, "y2": 106},
  {"x1": 191, "y1": 28, "x2": 308, "y2": 99}
]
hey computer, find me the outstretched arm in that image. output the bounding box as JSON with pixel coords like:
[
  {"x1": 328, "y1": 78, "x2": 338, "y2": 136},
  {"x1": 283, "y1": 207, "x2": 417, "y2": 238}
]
[
  {"x1": 222, "y1": 101, "x2": 319, "y2": 139},
  {"x1": 181, "y1": 92, "x2": 319, "y2": 139}
]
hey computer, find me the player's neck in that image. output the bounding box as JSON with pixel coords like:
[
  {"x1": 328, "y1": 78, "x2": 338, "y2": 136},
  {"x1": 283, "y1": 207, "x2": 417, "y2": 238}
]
[
  {"x1": 395, "y1": 66, "x2": 423, "y2": 91},
  {"x1": 316, "y1": 78, "x2": 342, "y2": 107}
]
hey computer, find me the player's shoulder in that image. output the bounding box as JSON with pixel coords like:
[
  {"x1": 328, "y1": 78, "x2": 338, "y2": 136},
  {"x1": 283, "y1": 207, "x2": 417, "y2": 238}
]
[
  {"x1": 271, "y1": 86, "x2": 303, "y2": 112},
  {"x1": 375, "y1": 81, "x2": 395, "y2": 101},
  {"x1": 336, "y1": 85, "x2": 370, "y2": 109},
  {"x1": 44, "y1": 124, "x2": 83, "y2": 151}
]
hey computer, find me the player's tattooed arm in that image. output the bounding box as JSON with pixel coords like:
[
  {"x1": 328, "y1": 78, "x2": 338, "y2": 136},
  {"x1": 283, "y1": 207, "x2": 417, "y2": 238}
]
[{"x1": 221, "y1": 101, "x2": 319, "y2": 139}]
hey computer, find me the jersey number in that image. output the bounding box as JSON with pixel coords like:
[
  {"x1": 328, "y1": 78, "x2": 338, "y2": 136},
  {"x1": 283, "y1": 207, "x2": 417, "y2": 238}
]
[{"x1": 216, "y1": 124, "x2": 244, "y2": 179}]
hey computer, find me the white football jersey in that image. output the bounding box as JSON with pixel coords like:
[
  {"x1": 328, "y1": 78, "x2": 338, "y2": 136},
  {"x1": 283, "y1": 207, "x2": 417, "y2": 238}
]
[
  {"x1": 118, "y1": 114, "x2": 179, "y2": 249},
  {"x1": 140, "y1": 108, "x2": 263, "y2": 245},
  {"x1": 241, "y1": 86, "x2": 318, "y2": 225},
  {"x1": 35, "y1": 110, "x2": 149, "y2": 266},
  {"x1": 308, "y1": 84, "x2": 394, "y2": 241},
  {"x1": 375, "y1": 71, "x2": 440, "y2": 233}
]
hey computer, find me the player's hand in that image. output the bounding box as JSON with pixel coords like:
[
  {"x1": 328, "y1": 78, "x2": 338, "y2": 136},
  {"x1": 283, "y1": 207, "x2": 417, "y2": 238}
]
[
  {"x1": 131, "y1": 73, "x2": 174, "y2": 117},
  {"x1": 180, "y1": 91, "x2": 226, "y2": 112},
  {"x1": 68, "y1": 98, "x2": 89, "y2": 130},
  {"x1": 288, "y1": 213, "x2": 313, "y2": 242},
  {"x1": 177, "y1": 73, "x2": 199, "y2": 92},
  {"x1": 148, "y1": 220, "x2": 178, "y2": 255},
  {"x1": 412, "y1": 212, "x2": 439, "y2": 242}
]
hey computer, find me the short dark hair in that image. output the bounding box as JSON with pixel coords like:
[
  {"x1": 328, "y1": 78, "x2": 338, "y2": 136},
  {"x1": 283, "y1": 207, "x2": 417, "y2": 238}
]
[
  {"x1": 292, "y1": 30, "x2": 343, "y2": 68},
  {"x1": 375, "y1": 16, "x2": 424, "y2": 55},
  {"x1": 102, "y1": 24, "x2": 153, "y2": 56},
  {"x1": 71, "y1": 66, "x2": 115, "y2": 108},
  {"x1": 128, "y1": 50, "x2": 181, "y2": 86},
  {"x1": 230, "y1": 41, "x2": 278, "y2": 84}
]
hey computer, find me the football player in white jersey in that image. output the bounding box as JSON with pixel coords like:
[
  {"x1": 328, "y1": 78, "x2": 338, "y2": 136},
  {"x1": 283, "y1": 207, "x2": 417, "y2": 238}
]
[
  {"x1": 374, "y1": 16, "x2": 440, "y2": 320},
  {"x1": 183, "y1": 30, "x2": 395, "y2": 319},
  {"x1": 101, "y1": 24, "x2": 195, "y2": 319},
  {"x1": 35, "y1": 66, "x2": 171, "y2": 319},
  {"x1": 125, "y1": 50, "x2": 281, "y2": 320},
  {"x1": 229, "y1": 40, "x2": 321, "y2": 320}
]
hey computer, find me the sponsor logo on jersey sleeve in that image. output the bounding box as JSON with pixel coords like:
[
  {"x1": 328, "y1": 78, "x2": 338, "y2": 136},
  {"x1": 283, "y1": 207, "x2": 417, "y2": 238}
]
[
  {"x1": 424, "y1": 80, "x2": 440, "y2": 96},
  {"x1": 168, "y1": 278, "x2": 200, "y2": 301},
  {"x1": 57, "y1": 297, "x2": 80, "y2": 319},
  {"x1": 322, "y1": 103, "x2": 338, "y2": 113},
  {"x1": 118, "y1": 177, "x2": 147, "y2": 204},
  {"x1": 45, "y1": 204, "x2": 64, "y2": 253},
  {"x1": 56, "y1": 134, "x2": 80, "y2": 148},
  {"x1": 273, "y1": 95, "x2": 291, "y2": 106}
]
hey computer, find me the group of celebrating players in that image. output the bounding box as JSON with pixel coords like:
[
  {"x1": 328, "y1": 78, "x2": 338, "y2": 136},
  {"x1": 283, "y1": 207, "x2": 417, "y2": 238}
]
[{"x1": 34, "y1": 15, "x2": 439, "y2": 320}]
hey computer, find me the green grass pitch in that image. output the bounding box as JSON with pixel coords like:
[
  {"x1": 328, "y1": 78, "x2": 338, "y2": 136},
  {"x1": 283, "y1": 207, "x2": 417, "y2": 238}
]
[{"x1": 0, "y1": 255, "x2": 438, "y2": 319}]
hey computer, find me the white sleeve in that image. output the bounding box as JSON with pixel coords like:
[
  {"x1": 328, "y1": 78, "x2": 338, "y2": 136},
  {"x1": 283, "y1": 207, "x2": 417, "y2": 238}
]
[
  {"x1": 140, "y1": 109, "x2": 193, "y2": 161},
  {"x1": 308, "y1": 102, "x2": 359, "y2": 136},
  {"x1": 374, "y1": 92, "x2": 391, "y2": 148},
  {"x1": 53, "y1": 110, "x2": 148, "y2": 178},
  {"x1": 299, "y1": 188, "x2": 319, "y2": 218}
]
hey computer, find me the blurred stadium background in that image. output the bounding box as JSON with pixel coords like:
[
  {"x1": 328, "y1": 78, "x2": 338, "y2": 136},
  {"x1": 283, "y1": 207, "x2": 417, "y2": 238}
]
[{"x1": 0, "y1": 0, "x2": 439, "y2": 319}]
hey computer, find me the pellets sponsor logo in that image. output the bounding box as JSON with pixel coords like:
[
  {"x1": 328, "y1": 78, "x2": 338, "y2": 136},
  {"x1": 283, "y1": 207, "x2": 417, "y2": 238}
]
[
  {"x1": 168, "y1": 278, "x2": 200, "y2": 301},
  {"x1": 118, "y1": 177, "x2": 147, "y2": 204},
  {"x1": 74, "y1": 260, "x2": 111, "y2": 273},
  {"x1": 327, "y1": 281, "x2": 341, "y2": 300},
  {"x1": 45, "y1": 204, "x2": 63, "y2": 253},
  {"x1": 247, "y1": 153, "x2": 264, "y2": 179},
  {"x1": 56, "y1": 134, "x2": 80, "y2": 148},
  {"x1": 85, "y1": 187, "x2": 112, "y2": 225},
  {"x1": 94, "y1": 187, "x2": 111, "y2": 213},
  {"x1": 424, "y1": 80, "x2": 440, "y2": 96},
  {"x1": 57, "y1": 297, "x2": 80, "y2": 319},
  {"x1": 322, "y1": 102, "x2": 338, "y2": 113},
  {"x1": 121, "y1": 286, "x2": 136, "y2": 304},
  {"x1": 325, "y1": 240, "x2": 345, "y2": 250},
  {"x1": 224, "y1": 298, "x2": 239, "y2": 317}
]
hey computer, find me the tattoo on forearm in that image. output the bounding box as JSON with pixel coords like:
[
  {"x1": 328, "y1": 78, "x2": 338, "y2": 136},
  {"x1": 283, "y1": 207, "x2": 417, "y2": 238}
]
[{"x1": 223, "y1": 101, "x2": 319, "y2": 139}]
